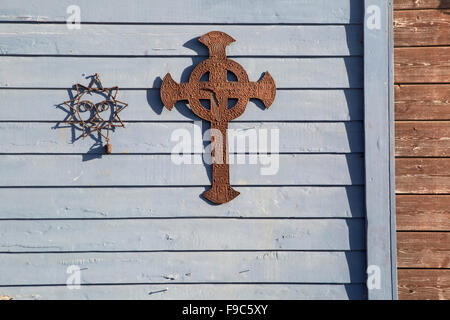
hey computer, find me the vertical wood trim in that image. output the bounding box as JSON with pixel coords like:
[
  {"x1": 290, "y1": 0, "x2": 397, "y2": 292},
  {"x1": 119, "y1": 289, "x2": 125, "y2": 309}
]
[
  {"x1": 364, "y1": 0, "x2": 397, "y2": 300},
  {"x1": 388, "y1": 0, "x2": 398, "y2": 300}
]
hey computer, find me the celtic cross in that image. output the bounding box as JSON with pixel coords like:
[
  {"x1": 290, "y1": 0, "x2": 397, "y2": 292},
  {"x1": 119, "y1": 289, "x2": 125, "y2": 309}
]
[{"x1": 160, "y1": 31, "x2": 276, "y2": 204}]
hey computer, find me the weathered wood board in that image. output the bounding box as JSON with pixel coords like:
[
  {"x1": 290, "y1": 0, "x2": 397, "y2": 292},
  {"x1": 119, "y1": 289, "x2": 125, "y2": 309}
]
[
  {"x1": 395, "y1": 121, "x2": 450, "y2": 157},
  {"x1": 0, "y1": 251, "x2": 366, "y2": 285},
  {"x1": 394, "y1": 84, "x2": 450, "y2": 120},
  {"x1": 396, "y1": 195, "x2": 450, "y2": 231},
  {"x1": 0, "y1": 186, "x2": 365, "y2": 219},
  {"x1": 398, "y1": 269, "x2": 450, "y2": 300},
  {"x1": 0, "y1": 154, "x2": 364, "y2": 186},
  {"x1": 394, "y1": 47, "x2": 450, "y2": 83},
  {"x1": 394, "y1": 9, "x2": 450, "y2": 47},
  {"x1": 0, "y1": 57, "x2": 363, "y2": 89},
  {"x1": 394, "y1": 0, "x2": 450, "y2": 9},
  {"x1": 396, "y1": 158, "x2": 450, "y2": 193},
  {"x1": 397, "y1": 232, "x2": 450, "y2": 268},
  {"x1": 0, "y1": 89, "x2": 364, "y2": 121},
  {"x1": 0, "y1": 24, "x2": 363, "y2": 56},
  {"x1": 0, "y1": 284, "x2": 367, "y2": 300},
  {"x1": 0, "y1": 0, "x2": 363, "y2": 23},
  {"x1": 0, "y1": 122, "x2": 364, "y2": 154},
  {"x1": 0, "y1": 219, "x2": 364, "y2": 252}
]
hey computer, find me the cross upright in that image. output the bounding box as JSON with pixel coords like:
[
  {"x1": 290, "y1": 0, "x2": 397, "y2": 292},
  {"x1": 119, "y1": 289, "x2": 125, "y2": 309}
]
[{"x1": 160, "y1": 31, "x2": 276, "y2": 204}]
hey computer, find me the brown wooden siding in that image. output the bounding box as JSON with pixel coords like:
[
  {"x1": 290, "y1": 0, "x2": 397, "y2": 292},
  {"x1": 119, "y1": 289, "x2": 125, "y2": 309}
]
[
  {"x1": 398, "y1": 269, "x2": 450, "y2": 299},
  {"x1": 394, "y1": 0, "x2": 450, "y2": 300}
]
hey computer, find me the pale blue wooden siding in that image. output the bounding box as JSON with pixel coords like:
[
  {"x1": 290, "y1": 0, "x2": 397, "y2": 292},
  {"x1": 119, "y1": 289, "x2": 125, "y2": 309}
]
[
  {"x1": 0, "y1": 0, "x2": 366, "y2": 300},
  {"x1": 364, "y1": 0, "x2": 397, "y2": 299}
]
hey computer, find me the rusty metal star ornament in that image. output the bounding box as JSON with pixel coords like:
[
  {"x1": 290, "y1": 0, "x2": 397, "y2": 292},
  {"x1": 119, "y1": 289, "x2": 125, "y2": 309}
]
[
  {"x1": 63, "y1": 73, "x2": 128, "y2": 154},
  {"x1": 160, "y1": 31, "x2": 276, "y2": 204}
]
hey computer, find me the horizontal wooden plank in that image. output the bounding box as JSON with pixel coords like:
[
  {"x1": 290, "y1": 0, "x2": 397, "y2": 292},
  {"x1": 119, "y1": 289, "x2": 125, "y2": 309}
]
[
  {"x1": 396, "y1": 195, "x2": 450, "y2": 230},
  {"x1": 397, "y1": 232, "x2": 450, "y2": 268},
  {"x1": 394, "y1": 47, "x2": 450, "y2": 83},
  {"x1": 0, "y1": 283, "x2": 367, "y2": 300},
  {"x1": 0, "y1": 154, "x2": 364, "y2": 186},
  {"x1": 394, "y1": 84, "x2": 450, "y2": 120},
  {"x1": 394, "y1": 9, "x2": 450, "y2": 46},
  {"x1": 0, "y1": 186, "x2": 365, "y2": 219},
  {"x1": 396, "y1": 158, "x2": 450, "y2": 194},
  {"x1": 395, "y1": 121, "x2": 450, "y2": 157},
  {"x1": 0, "y1": 89, "x2": 364, "y2": 121},
  {"x1": 0, "y1": 0, "x2": 362, "y2": 23},
  {"x1": 0, "y1": 122, "x2": 363, "y2": 154},
  {"x1": 0, "y1": 251, "x2": 366, "y2": 285},
  {"x1": 0, "y1": 57, "x2": 363, "y2": 88},
  {"x1": 0, "y1": 219, "x2": 364, "y2": 252},
  {"x1": 398, "y1": 269, "x2": 450, "y2": 300},
  {"x1": 394, "y1": 0, "x2": 450, "y2": 10},
  {"x1": 0, "y1": 24, "x2": 363, "y2": 56}
]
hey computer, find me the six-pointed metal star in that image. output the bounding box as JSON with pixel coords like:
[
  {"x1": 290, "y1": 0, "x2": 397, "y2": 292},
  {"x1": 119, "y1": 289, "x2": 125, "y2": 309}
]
[{"x1": 63, "y1": 73, "x2": 128, "y2": 154}]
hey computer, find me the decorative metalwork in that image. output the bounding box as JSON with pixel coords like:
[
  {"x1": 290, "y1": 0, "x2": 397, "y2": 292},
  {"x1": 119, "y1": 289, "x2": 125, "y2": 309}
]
[
  {"x1": 160, "y1": 31, "x2": 276, "y2": 204},
  {"x1": 63, "y1": 73, "x2": 128, "y2": 154}
]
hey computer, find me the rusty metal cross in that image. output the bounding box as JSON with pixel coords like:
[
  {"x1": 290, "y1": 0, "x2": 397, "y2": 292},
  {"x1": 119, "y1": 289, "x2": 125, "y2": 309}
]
[{"x1": 160, "y1": 31, "x2": 276, "y2": 204}]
